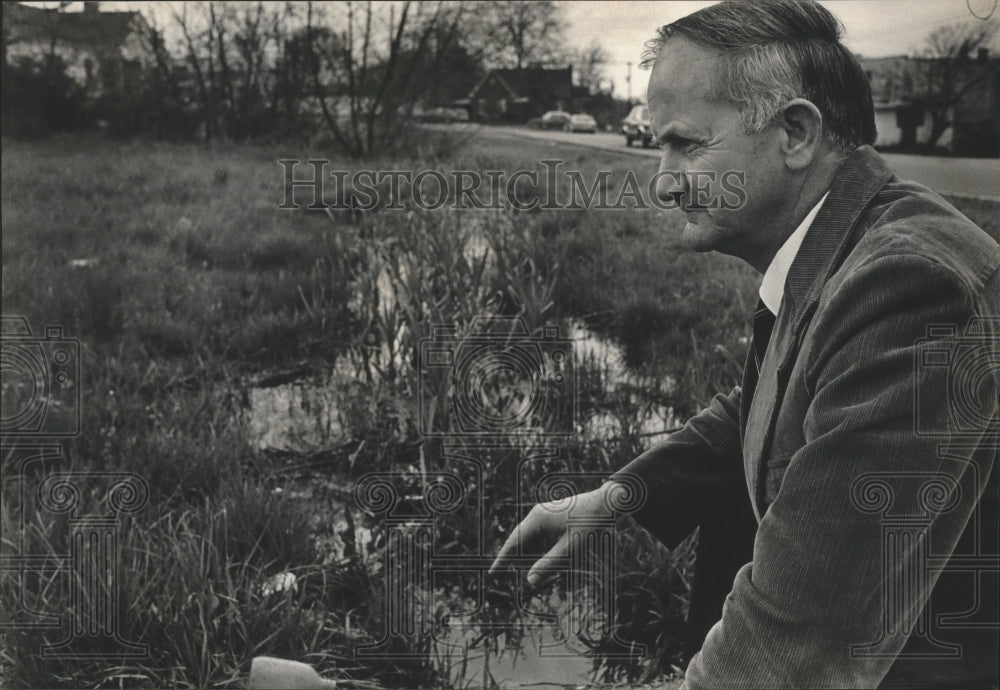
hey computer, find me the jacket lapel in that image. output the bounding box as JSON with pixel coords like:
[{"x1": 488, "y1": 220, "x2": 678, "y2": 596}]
[{"x1": 741, "y1": 146, "x2": 896, "y2": 519}]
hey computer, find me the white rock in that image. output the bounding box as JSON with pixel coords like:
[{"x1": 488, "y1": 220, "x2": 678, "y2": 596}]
[{"x1": 260, "y1": 571, "x2": 298, "y2": 596}]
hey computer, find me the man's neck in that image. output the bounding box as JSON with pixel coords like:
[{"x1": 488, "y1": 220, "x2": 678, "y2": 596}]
[{"x1": 752, "y1": 151, "x2": 845, "y2": 274}]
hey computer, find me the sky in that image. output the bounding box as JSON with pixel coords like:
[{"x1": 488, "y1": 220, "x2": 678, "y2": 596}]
[{"x1": 29, "y1": 1, "x2": 1000, "y2": 103}]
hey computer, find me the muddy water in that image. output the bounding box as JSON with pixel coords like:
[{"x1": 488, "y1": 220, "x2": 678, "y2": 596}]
[
  {"x1": 248, "y1": 381, "x2": 345, "y2": 451},
  {"x1": 246, "y1": 322, "x2": 675, "y2": 687},
  {"x1": 439, "y1": 617, "x2": 599, "y2": 688},
  {"x1": 566, "y1": 320, "x2": 679, "y2": 440},
  {"x1": 269, "y1": 471, "x2": 602, "y2": 686},
  {"x1": 242, "y1": 205, "x2": 689, "y2": 684},
  {"x1": 249, "y1": 319, "x2": 677, "y2": 452}
]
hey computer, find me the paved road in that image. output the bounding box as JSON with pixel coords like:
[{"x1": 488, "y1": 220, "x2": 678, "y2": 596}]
[{"x1": 468, "y1": 125, "x2": 1000, "y2": 202}]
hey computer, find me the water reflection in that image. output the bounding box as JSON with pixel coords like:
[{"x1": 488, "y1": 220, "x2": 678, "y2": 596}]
[
  {"x1": 567, "y1": 320, "x2": 679, "y2": 441},
  {"x1": 249, "y1": 382, "x2": 345, "y2": 451},
  {"x1": 247, "y1": 318, "x2": 676, "y2": 686},
  {"x1": 249, "y1": 320, "x2": 677, "y2": 452}
]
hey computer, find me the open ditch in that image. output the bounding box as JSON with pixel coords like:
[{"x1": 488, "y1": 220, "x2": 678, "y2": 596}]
[
  {"x1": 236, "y1": 211, "x2": 684, "y2": 685},
  {"x1": 241, "y1": 319, "x2": 677, "y2": 687}
]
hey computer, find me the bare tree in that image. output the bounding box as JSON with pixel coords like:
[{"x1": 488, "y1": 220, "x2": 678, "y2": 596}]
[
  {"x1": 171, "y1": 3, "x2": 216, "y2": 139},
  {"x1": 303, "y1": 0, "x2": 470, "y2": 157},
  {"x1": 271, "y1": 4, "x2": 314, "y2": 131},
  {"x1": 573, "y1": 39, "x2": 609, "y2": 94},
  {"x1": 132, "y1": 12, "x2": 194, "y2": 138},
  {"x1": 6, "y1": 0, "x2": 567, "y2": 146},
  {"x1": 916, "y1": 18, "x2": 999, "y2": 148},
  {"x1": 166, "y1": 1, "x2": 300, "y2": 141},
  {"x1": 483, "y1": 0, "x2": 565, "y2": 69}
]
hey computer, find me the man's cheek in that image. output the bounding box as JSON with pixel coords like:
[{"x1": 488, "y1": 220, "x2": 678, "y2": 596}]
[{"x1": 720, "y1": 171, "x2": 748, "y2": 210}]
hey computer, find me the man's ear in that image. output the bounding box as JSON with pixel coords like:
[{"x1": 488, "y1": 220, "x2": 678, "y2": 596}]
[{"x1": 779, "y1": 98, "x2": 824, "y2": 171}]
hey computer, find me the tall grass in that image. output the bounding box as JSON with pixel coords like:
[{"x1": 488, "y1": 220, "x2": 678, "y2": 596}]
[{"x1": 1, "y1": 133, "x2": 759, "y2": 687}]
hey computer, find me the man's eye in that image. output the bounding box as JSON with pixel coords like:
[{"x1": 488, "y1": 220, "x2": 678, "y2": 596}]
[{"x1": 659, "y1": 137, "x2": 698, "y2": 153}]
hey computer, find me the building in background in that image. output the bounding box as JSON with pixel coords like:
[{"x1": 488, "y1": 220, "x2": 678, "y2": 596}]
[
  {"x1": 861, "y1": 50, "x2": 999, "y2": 157},
  {"x1": 3, "y1": 1, "x2": 150, "y2": 96},
  {"x1": 466, "y1": 66, "x2": 573, "y2": 123}
]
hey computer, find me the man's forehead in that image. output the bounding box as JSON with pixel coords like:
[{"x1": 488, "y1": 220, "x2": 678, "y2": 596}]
[
  {"x1": 647, "y1": 39, "x2": 723, "y2": 125},
  {"x1": 648, "y1": 37, "x2": 721, "y2": 100}
]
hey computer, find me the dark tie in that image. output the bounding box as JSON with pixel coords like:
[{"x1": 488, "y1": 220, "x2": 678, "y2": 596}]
[
  {"x1": 743, "y1": 299, "x2": 777, "y2": 411},
  {"x1": 692, "y1": 299, "x2": 776, "y2": 661}
]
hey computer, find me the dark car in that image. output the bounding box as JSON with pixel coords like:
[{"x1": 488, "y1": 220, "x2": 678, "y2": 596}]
[
  {"x1": 621, "y1": 104, "x2": 654, "y2": 147},
  {"x1": 541, "y1": 110, "x2": 572, "y2": 129}
]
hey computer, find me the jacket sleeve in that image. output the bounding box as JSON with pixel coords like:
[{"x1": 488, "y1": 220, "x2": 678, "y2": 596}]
[
  {"x1": 684, "y1": 253, "x2": 1000, "y2": 689},
  {"x1": 611, "y1": 386, "x2": 745, "y2": 549}
]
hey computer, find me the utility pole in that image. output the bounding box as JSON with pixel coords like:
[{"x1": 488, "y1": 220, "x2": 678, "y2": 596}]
[{"x1": 626, "y1": 61, "x2": 633, "y2": 104}]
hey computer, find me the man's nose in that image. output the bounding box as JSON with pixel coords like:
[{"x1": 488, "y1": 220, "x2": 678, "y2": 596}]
[{"x1": 654, "y1": 156, "x2": 688, "y2": 208}]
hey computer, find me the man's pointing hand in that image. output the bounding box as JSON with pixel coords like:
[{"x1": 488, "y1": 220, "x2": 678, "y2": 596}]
[{"x1": 488, "y1": 480, "x2": 630, "y2": 587}]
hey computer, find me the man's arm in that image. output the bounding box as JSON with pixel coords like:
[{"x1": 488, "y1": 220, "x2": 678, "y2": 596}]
[
  {"x1": 684, "y1": 253, "x2": 1000, "y2": 689},
  {"x1": 612, "y1": 386, "x2": 745, "y2": 549},
  {"x1": 490, "y1": 384, "x2": 746, "y2": 581}
]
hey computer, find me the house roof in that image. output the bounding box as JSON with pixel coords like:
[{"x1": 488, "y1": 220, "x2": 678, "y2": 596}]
[
  {"x1": 4, "y1": 3, "x2": 144, "y2": 50},
  {"x1": 469, "y1": 71, "x2": 518, "y2": 100},
  {"x1": 470, "y1": 67, "x2": 573, "y2": 101}
]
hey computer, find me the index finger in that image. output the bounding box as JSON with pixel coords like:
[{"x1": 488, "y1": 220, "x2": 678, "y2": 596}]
[{"x1": 488, "y1": 512, "x2": 544, "y2": 574}]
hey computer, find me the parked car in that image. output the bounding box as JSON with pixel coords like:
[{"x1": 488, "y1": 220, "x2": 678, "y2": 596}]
[
  {"x1": 541, "y1": 110, "x2": 572, "y2": 129},
  {"x1": 565, "y1": 113, "x2": 597, "y2": 133},
  {"x1": 621, "y1": 104, "x2": 654, "y2": 147}
]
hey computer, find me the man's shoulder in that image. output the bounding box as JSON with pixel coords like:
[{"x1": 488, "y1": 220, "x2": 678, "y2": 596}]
[{"x1": 841, "y1": 178, "x2": 1000, "y2": 294}]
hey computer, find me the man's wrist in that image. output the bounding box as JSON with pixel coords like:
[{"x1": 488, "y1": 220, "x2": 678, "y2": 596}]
[
  {"x1": 597, "y1": 479, "x2": 642, "y2": 530},
  {"x1": 597, "y1": 479, "x2": 622, "y2": 507}
]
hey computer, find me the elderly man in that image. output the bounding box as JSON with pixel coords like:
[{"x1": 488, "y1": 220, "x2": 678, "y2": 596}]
[{"x1": 490, "y1": 1, "x2": 999, "y2": 688}]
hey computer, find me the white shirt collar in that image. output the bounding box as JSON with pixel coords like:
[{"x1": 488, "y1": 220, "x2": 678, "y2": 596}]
[{"x1": 758, "y1": 193, "x2": 829, "y2": 315}]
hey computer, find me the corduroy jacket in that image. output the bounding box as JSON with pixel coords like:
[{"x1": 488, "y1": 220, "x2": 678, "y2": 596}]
[{"x1": 613, "y1": 146, "x2": 1000, "y2": 689}]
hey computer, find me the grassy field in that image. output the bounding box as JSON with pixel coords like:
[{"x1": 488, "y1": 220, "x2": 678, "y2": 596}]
[{"x1": 0, "y1": 128, "x2": 852, "y2": 688}]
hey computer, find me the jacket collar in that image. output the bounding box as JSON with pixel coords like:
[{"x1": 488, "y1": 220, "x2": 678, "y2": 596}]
[
  {"x1": 782, "y1": 146, "x2": 896, "y2": 335},
  {"x1": 741, "y1": 146, "x2": 896, "y2": 517}
]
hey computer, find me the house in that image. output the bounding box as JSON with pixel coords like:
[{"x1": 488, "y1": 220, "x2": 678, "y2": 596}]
[
  {"x1": 859, "y1": 55, "x2": 940, "y2": 148},
  {"x1": 466, "y1": 66, "x2": 573, "y2": 123},
  {"x1": 860, "y1": 51, "x2": 1000, "y2": 156},
  {"x1": 948, "y1": 51, "x2": 1000, "y2": 157},
  {"x1": 3, "y1": 1, "x2": 150, "y2": 95}
]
